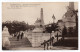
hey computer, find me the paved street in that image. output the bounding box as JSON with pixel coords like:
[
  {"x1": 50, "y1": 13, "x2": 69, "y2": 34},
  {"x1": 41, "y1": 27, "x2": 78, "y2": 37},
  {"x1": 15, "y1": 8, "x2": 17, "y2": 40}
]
[{"x1": 10, "y1": 46, "x2": 78, "y2": 50}]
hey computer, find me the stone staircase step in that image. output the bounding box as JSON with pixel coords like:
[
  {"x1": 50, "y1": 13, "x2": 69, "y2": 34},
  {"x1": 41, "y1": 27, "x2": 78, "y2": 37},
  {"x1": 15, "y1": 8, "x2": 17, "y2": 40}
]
[{"x1": 9, "y1": 37, "x2": 32, "y2": 48}]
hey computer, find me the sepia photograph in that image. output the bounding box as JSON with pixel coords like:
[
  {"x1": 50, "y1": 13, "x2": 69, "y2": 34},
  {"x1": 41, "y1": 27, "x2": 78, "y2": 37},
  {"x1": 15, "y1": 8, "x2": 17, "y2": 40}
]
[{"x1": 2, "y1": 2, "x2": 78, "y2": 50}]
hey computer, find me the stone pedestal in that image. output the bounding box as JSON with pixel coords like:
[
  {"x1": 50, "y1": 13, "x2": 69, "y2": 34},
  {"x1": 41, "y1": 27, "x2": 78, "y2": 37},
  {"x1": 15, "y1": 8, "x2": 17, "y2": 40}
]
[
  {"x1": 25, "y1": 31, "x2": 55, "y2": 47},
  {"x1": 31, "y1": 33, "x2": 50, "y2": 47},
  {"x1": 32, "y1": 33, "x2": 42, "y2": 47}
]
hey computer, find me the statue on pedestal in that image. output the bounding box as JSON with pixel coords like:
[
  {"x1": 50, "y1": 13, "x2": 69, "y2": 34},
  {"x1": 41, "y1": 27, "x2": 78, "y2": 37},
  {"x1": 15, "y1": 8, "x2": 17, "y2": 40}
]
[{"x1": 2, "y1": 26, "x2": 10, "y2": 49}]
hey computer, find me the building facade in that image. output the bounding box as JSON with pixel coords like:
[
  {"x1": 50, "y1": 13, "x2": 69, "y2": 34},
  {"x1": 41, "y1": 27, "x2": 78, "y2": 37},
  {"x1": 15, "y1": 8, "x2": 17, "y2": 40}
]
[{"x1": 62, "y1": 2, "x2": 78, "y2": 36}]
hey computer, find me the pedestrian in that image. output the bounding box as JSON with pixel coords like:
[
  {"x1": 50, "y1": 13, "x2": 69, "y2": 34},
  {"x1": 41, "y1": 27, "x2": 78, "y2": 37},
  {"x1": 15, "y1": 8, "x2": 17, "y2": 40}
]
[
  {"x1": 14, "y1": 33, "x2": 16, "y2": 37},
  {"x1": 17, "y1": 32, "x2": 20, "y2": 41},
  {"x1": 21, "y1": 32, "x2": 24, "y2": 39}
]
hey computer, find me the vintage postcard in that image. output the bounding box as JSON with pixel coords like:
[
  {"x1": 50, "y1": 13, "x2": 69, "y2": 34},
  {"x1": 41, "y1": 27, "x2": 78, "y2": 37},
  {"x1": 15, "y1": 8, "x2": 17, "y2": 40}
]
[{"x1": 2, "y1": 2, "x2": 78, "y2": 50}]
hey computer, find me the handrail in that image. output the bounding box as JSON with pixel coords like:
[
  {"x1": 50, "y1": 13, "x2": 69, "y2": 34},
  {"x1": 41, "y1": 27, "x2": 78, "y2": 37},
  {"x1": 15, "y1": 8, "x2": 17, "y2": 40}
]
[{"x1": 41, "y1": 37, "x2": 54, "y2": 50}]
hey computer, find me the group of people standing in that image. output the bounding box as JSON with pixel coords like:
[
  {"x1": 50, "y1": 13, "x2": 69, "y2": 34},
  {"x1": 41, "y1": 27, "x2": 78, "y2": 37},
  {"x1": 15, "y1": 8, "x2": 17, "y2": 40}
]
[
  {"x1": 16, "y1": 32, "x2": 24, "y2": 41},
  {"x1": 13, "y1": 31, "x2": 24, "y2": 41}
]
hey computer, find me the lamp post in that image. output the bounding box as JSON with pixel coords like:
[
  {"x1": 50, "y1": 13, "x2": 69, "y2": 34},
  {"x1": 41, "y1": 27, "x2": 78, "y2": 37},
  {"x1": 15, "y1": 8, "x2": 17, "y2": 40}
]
[
  {"x1": 48, "y1": 25, "x2": 52, "y2": 49},
  {"x1": 56, "y1": 28, "x2": 59, "y2": 41},
  {"x1": 49, "y1": 25, "x2": 52, "y2": 39}
]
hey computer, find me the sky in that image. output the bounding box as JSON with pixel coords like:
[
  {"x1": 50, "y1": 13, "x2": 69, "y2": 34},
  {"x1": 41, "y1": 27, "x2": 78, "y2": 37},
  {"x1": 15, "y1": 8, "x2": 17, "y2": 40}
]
[{"x1": 2, "y1": 2, "x2": 78, "y2": 25}]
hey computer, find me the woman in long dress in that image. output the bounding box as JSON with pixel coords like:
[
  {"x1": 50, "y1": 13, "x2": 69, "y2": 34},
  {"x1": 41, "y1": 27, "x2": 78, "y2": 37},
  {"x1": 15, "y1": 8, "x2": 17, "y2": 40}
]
[{"x1": 2, "y1": 26, "x2": 10, "y2": 49}]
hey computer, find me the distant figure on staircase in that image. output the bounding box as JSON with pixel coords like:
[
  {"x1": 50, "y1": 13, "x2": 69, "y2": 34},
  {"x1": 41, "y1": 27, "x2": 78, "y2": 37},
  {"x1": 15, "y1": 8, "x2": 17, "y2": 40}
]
[
  {"x1": 14, "y1": 32, "x2": 17, "y2": 37},
  {"x1": 17, "y1": 32, "x2": 20, "y2": 41},
  {"x1": 2, "y1": 26, "x2": 10, "y2": 50},
  {"x1": 21, "y1": 32, "x2": 24, "y2": 39}
]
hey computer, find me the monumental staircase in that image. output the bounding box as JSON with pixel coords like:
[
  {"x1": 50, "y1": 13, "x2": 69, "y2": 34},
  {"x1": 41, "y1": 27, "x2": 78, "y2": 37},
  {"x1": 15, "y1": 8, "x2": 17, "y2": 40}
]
[
  {"x1": 8, "y1": 34, "x2": 78, "y2": 50},
  {"x1": 9, "y1": 37, "x2": 32, "y2": 48}
]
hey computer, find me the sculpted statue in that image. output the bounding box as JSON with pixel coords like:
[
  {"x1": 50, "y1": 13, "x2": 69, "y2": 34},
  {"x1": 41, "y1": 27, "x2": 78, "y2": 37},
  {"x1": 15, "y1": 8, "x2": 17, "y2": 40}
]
[{"x1": 2, "y1": 26, "x2": 10, "y2": 49}]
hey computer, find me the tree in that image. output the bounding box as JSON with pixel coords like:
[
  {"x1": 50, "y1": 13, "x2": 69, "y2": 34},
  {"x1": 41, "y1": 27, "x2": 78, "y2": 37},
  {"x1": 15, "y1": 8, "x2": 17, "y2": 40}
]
[
  {"x1": 2, "y1": 20, "x2": 30, "y2": 34},
  {"x1": 45, "y1": 23, "x2": 58, "y2": 33},
  {"x1": 62, "y1": 26, "x2": 67, "y2": 40}
]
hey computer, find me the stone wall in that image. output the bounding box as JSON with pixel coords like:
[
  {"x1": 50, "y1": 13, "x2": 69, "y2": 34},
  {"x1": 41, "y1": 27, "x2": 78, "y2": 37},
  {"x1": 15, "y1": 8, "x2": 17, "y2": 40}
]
[{"x1": 24, "y1": 31, "x2": 60, "y2": 47}]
